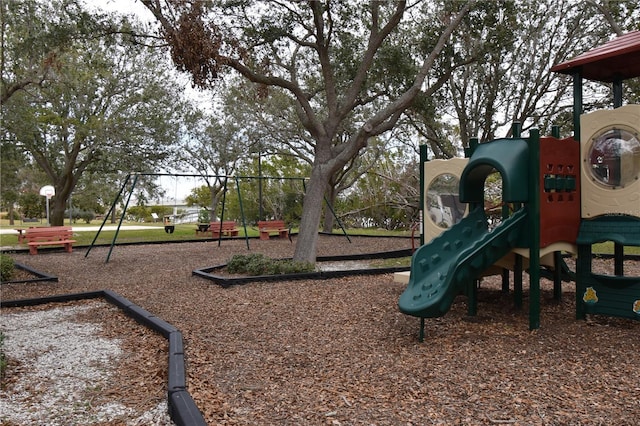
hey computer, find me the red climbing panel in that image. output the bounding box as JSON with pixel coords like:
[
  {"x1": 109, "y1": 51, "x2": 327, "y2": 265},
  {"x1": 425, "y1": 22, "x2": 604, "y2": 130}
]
[{"x1": 539, "y1": 136, "x2": 581, "y2": 247}]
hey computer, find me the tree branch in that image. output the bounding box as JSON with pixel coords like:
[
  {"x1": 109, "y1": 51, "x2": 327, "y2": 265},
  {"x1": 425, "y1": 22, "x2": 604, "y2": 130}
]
[{"x1": 338, "y1": 1, "x2": 407, "y2": 119}]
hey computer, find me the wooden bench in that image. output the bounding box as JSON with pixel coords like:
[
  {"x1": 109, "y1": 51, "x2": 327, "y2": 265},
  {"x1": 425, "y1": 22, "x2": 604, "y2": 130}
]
[
  {"x1": 15, "y1": 228, "x2": 27, "y2": 244},
  {"x1": 25, "y1": 226, "x2": 76, "y2": 255},
  {"x1": 257, "y1": 220, "x2": 289, "y2": 240},
  {"x1": 210, "y1": 221, "x2": 240, "y2": 238}
]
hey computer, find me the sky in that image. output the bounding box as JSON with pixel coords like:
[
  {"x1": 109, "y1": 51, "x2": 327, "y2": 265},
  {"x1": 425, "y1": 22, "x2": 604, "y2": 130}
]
[{"x1": 84, "y1": 0, "x2": 155, "y2": 22}]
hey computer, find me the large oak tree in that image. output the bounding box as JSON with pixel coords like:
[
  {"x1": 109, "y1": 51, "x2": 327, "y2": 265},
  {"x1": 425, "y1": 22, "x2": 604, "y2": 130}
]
[
  {"x1": 142, "y1": 0, "x2": 475, "y2": 263},
  {"x1": 2, "y1": 0, "x2": 186, "y2": 225}
]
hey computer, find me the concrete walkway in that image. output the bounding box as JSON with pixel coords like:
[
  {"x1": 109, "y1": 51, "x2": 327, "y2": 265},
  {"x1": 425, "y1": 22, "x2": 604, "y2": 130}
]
[{"x1": 0, "y1": 225, "x2": 164, "y2": 235}]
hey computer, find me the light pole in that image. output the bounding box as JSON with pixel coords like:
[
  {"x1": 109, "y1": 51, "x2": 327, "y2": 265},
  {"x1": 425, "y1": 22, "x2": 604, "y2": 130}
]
[{"x1": 258, "y1": 150, "x2": 263, "y2": 221}]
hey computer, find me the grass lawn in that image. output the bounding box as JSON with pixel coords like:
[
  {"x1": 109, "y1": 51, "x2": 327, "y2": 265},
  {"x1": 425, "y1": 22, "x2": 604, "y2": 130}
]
[
  {"x1": 0, "y1": 219, "x2": 411, "y2": 247},
  {"x1": 1, "y1": 219, "x2": 638, "y2": 256},
  {"x1": 0, "y1": 221, "x2": 256, "y2": 246}
]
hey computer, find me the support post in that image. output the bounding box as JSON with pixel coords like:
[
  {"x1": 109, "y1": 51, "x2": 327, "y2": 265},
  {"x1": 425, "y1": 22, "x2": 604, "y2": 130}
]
[
  {"x1": 258, "y1": 152, "x2": 263, "y2": 221},
  {"x1": 613, "y1": 78, "x2": 623, "y2": 108},
  {"x1": 85, "y1": 174, "x2": 133, "y2": 258},
  {"x1": 323, "y1": 194, "x2": 351, "y2": 243},
  {"x1": 234, "y1": 176, "x2": 250, "y2": 250},
  {"x1": 528, "y1": 129, "x2": 541, "y2": 330},
  {"x1": 501, "y1": 195, "x2": 511, "y2": 293},
  {"x1": 553, "y1": 251, "x2": 562, "y2": 300},
  {"x1": 467, "y1": 280, "x2": 478, "y2": 317},
  {"x1": 107, "y1": 174, "x2": 139, "y2": 263},
  {"x1": 512, "y1": 122, "x2": 522, "y2": 138},
  {"x1": 573, "y1": 72, "x2": 583, "y2": 141},
  {"x1": 419, "y1": 144, "x2": 428, "y2": 246},
  {"x1": 514, "y1": 254, "x2": 523, "y2": 309},
  {"x1": 576, "y1": 243, "x2": 591, "y2": 319},
  {"x1": 614, "y1": 243, "x2": 624, "y2": 276},
  {"x1": 465, "y1": 137, "x2": 479, "y2": 158},
  {"x1": 501, "y1": 269, "x2": 510, "y2": 293}
]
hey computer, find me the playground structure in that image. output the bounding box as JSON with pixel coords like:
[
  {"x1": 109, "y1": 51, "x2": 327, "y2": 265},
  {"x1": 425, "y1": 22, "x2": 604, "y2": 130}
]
[{"x1": 397, "y1": 31, "x2": 640, "y2": 337}]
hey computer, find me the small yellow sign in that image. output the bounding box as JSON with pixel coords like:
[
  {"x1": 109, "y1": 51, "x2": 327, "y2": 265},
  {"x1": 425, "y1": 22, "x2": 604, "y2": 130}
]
[{"x1": 583, "y1": 287, "x2": 599, "y2": 304}]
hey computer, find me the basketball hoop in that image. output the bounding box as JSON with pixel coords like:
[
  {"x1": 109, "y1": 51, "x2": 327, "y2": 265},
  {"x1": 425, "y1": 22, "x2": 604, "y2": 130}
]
[{"x1": 39, "y1": 185, "x2": 55, "y2": 200}]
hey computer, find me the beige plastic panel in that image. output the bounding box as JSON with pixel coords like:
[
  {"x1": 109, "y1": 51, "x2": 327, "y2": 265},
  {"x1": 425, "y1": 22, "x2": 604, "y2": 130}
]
[
  {"x1": 580, "y1": 104, "x2": 640, "y2": 218},
  {"x1": 505, "y1": 243, "x2": 577, "y2": 269},
  {"x1": 393, "y1": 271, "x2": 410, "y2": 284},
  {"x1": 394, "y1": 158, "x2": 469, "y2": 286},
  {"x1": 423, "y1": 158, "x2": 469, "y2": 244},
  {"x1": 393, "y1": 242, "x2": 577, "y2": 284}
]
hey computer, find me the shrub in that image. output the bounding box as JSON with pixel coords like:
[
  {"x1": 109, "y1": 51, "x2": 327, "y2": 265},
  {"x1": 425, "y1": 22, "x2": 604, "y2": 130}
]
[
  {"x1": 227, "y1": 253, "x2": 274, "y2": 275},
  {"x1": 226, "y1": 253, "x2": 314, "y2": 276},
  {"x1": 126, "y1": 205, "x2": 150, "y2": 222},
  {"x1": 226, "y1": 254, "x2": 246, "y2": 272},
  {"x1": 79, "y1": 210, "x2": 95, "y2": 224},
  {"x1": 1, "y1": 211, "x2": 20, "y2": 220},
  {"x1": 247, "y1": 254, "x2": 278, "y2": 275},
  {"x1": 0, "y1": 254, "x2": 15, "y2": 281},
  {"x1": 277, "y1": 259, "x2": 316, "y2": 274},
  {"x1": 66, "y1": 208, "x2": 96, "y2": 224}
]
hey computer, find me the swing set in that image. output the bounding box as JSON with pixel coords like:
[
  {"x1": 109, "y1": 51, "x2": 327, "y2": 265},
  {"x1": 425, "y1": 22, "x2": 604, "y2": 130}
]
[{"x1": 85, "y1": 172, "x2": 349, "y2": 263}]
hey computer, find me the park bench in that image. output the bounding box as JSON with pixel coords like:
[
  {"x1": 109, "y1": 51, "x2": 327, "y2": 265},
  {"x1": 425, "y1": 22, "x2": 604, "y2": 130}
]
[
  {"x1": 14, "y1": 227, "x2": 28, "y2": 243},
  {"x1": 257, "y1": 220, "x2": 289, "y2": 240},
  {"x1": 209, "y1": 221, "x2": 240, "y2": 238},
  {"x1": 25, "y1": 226, "x2": 76, "y2": 255}
]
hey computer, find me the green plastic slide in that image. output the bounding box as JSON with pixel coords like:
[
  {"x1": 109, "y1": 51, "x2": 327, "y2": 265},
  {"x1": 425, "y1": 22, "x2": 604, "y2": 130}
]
[{"x1": 398, "y1": 206, "x2": 528, "y2": 318}]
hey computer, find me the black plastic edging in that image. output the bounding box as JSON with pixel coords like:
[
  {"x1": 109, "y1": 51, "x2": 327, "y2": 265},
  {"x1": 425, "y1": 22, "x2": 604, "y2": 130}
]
[
  {"x1": 102, "y1": 289, "x2": 136, "y2": 310},
  {"x1": 194, "y1": 264, "x2": 411, "y2": 287},
  {"x1": 168, "y1": 352, "x2": 187, "y2": 394},
  {"x1": 169, "y1": 391, "x2": 208, "y2": 426},
  {"x1": 0, "y1": 290, "x2": 206, "y2": 426},
  {"x1": 169, "y1": 331, "x2": 185, "y2": 354},
  {"x1": 123, "y1": 304, "x2": 178, "y2": 338},
  {"x1": 0, "y1": 262, "x2": 58, "y2": 284},
  {"x1": 193, "y1": 248, "x2": 413, "y2": 287},
  {"x1": 0, "y1": 291, "x2": 104, "y2": 307}
]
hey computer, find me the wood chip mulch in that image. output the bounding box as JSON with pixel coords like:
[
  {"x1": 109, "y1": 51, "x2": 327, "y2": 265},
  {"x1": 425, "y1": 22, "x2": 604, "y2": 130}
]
[{"x1": 1, "y1": 235, "x2": 639, "y2": 425}]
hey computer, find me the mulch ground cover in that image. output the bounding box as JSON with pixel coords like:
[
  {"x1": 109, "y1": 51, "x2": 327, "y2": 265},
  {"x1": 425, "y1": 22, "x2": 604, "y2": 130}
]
[{"x1": 1, "y1": 236, "x2": 638, "y2": 425}]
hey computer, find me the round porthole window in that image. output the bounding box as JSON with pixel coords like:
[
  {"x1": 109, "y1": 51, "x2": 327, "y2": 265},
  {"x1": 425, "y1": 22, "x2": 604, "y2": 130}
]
[
  {"x1": 588, "y1": 128, "x2": 640, "y2": 188},
  {"x1": 426, "y1": 174, "x2": 465, "y2": 229}
]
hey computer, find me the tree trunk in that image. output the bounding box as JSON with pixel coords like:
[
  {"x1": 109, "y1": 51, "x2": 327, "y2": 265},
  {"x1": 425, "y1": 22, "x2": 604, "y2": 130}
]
[
  {"x1": 8, "y1": 205, "x2": 15, "y2": 226},
  {"x1": 322, "y1": 185, "x2": 337, "y2": 233},
  {"x1": 293, "y1": 165, "x2": 331, "y2": 263},
  {"x1": 50, "y1": 181, "x2": 74, "y2": 226},
  {"x1": 50, "y1": 195, "x2": 68, "y2": 226}
]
